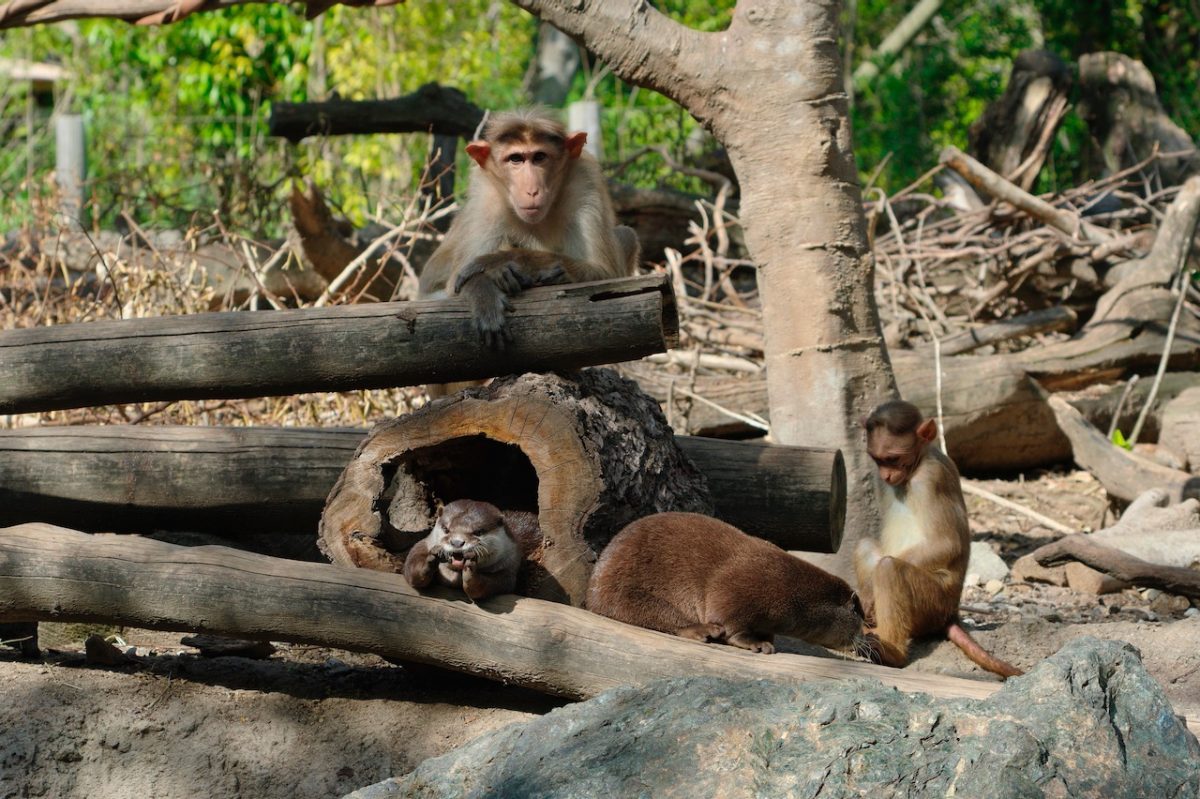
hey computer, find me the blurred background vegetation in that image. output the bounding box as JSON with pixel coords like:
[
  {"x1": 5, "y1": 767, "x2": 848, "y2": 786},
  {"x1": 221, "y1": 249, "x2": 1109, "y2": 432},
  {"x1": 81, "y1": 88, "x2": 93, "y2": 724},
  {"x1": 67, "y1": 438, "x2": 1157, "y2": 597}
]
[{"x1": 1, "y1": 0, "x2": 1197, "y2": 237}]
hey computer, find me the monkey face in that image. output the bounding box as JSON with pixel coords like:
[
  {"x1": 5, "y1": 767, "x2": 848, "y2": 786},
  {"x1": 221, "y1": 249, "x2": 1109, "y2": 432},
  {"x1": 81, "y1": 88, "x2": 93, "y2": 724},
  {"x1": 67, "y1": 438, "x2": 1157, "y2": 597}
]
[{"x1": 867, "y1": 430, "x2": 923, "y2": 487}]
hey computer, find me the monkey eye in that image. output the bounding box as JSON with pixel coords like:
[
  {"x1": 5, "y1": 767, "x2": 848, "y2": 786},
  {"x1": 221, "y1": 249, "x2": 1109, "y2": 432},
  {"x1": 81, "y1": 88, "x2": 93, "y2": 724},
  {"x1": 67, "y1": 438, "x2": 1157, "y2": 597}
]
[
  {"x1": 506, "y1": 153, "x2": 525, "y2": 165},
  {"x1": 532, "y1": 151, "x2": 548, "y2": 164}
]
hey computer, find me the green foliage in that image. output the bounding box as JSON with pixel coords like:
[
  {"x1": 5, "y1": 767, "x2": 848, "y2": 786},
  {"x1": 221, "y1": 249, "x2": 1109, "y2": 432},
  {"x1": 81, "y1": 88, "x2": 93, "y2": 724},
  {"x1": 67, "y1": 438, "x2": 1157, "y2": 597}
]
[
  {"x1": 3, "y1": 0, "x2": 1200, "y2": 234},
  {"x1": 852, "y1": 0, "x2": 1200, "y2": 194},
  {"x1": 1111, "y1": 428, "x2": 1132, "y2": 450}
]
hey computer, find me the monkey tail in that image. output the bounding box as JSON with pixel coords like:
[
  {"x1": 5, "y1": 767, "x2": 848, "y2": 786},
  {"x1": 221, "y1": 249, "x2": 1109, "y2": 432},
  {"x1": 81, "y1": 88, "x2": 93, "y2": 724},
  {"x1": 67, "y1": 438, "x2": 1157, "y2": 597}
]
[{"x1": 946, "y1": 621, "x2": 1023, "y2": 679}]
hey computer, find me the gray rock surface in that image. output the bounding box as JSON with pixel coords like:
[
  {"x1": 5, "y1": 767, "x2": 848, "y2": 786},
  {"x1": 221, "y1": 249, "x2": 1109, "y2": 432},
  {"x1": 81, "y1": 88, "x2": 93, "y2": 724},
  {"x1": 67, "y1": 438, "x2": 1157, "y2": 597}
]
[
  {"x1": 967, "y1": 540, "x2": 1011, "y2": 583},
  {"x1": 346, "y1": 638, "x2": 1200, "y2": 799}
]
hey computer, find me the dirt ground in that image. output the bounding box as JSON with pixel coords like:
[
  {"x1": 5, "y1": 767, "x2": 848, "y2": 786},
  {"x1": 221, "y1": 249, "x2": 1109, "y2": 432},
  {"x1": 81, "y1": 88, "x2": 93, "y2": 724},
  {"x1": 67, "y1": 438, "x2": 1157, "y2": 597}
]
[{"x1": 2, "y1": 469, "x2": 1198, "y2": 799}]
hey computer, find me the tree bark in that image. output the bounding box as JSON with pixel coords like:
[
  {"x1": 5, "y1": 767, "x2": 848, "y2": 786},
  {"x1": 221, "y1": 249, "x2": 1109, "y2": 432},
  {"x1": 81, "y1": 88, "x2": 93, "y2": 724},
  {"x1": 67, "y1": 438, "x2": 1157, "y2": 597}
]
[
  {"x1": 968, "y1": 50, "x2": 1072, "y2": 191},
  {"x1": 0, "y1": 522, "x2": 1007, "y2": 704},
  {"x1": 1077, "y1": 52, "x2": 1200, "y2": 186},
  {"x1": 0, "y1": 275, "x2": 677, "y2": 414}
]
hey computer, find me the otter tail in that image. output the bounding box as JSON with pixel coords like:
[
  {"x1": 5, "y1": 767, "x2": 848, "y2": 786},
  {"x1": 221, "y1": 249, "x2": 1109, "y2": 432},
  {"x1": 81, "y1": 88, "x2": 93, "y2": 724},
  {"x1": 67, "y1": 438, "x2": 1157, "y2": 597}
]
[{"x1": 946, "y1": 622, "x2": 1023, "y2": 678}]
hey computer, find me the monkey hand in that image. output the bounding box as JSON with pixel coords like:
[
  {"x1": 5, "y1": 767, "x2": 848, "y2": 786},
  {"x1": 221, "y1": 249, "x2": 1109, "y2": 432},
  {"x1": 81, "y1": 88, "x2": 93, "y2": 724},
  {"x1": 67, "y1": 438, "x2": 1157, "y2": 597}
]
[
  {"x1": 530, "y1": 263, "x2": 566, "y2": 286},
  {"x1": 453, "y1": 254, "x2": 525, "y2": 296},
  {"x1": 458, "y1": 280, "x2": 514, "y2": 349}
]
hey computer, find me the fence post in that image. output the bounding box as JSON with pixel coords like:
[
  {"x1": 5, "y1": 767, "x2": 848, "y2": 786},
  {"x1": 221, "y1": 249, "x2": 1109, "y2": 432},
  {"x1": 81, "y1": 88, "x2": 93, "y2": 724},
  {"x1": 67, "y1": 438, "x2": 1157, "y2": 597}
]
[{"x1": 54, "y1": 113, "x2": 86, "y2": 220}]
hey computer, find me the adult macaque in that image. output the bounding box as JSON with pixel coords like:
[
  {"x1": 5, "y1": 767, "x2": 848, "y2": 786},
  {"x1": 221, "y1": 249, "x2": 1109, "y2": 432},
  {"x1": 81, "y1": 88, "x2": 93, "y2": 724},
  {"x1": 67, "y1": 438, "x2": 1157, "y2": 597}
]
[
  {"x1": 854, "y1": 400, "x2": 1023, "y2": 678},
  {"x1": 418, "y1": 109, "x2": 639, "y2": 348}
]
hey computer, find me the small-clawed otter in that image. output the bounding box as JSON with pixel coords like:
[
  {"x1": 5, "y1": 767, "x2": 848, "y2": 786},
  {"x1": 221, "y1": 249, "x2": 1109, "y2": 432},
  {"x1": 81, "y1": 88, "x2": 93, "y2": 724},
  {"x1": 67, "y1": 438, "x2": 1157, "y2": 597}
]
[
  {"x1": 403, "y1": 499, "x2": 536, "y2": 601},
  {"x1": 586, "y1": 512, "x2": 864, "y2": 654}
]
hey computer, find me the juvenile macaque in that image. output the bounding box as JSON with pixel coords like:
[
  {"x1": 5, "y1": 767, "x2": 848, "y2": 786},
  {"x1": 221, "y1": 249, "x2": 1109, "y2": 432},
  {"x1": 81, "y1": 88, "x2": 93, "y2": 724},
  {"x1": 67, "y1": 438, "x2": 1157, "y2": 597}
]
[
  {"x1": 403, "y1": 499, "x2": 537, "y2": 601},
  {"x1": 854, "y1": 400, "x2": 1023, "y2": 678},
  {"x1": 587, "y1": 512, "x2": 864, "y2": 655},
  {"x1": 418, "y1": 109, "x2": 639, "y2": 348}
]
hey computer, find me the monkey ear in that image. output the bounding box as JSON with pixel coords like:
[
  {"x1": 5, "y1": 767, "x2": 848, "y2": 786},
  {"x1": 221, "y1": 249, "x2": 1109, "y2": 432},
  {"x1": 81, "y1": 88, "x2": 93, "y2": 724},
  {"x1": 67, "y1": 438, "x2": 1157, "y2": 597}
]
[
  {"x1": 916, "y1": 418, "x2": 938, "y2": 443},
  {"x1": 564, "y1": 132, "x2": 587, "y2": 159},
  {"x1": 465, "y1": 141, "x2": 491, "y2": 169}
]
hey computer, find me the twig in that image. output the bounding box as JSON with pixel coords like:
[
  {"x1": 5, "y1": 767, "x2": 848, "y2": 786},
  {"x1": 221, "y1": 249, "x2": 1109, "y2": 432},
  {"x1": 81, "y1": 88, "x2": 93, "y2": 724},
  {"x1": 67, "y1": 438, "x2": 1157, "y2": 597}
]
[{"x1": 961, "y1": 480, "x2": 1075, "y2": 535}]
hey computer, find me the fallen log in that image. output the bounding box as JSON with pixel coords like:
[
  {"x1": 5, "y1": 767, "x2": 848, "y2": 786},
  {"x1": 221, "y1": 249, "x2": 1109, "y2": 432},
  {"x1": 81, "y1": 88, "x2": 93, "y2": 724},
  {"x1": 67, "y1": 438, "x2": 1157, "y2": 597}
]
[
  {"x1": 922, "y1": 305, "x2": 1077, "y2": 357},
  {"x1": 0, "y1": 275, "x2": 677, "y2": 414},
  {"x1": 0, "y1": 418, "x2": 843, "y2": 557},
  {"x1": 319, "y1": 370, "x2": 844, "y2": 605},
  {"x1": 1046, "y1": 395, "x2": 1200, "y2": 503},
  {"x1": 1031, "y1": 534, "x2": 1200, "y2": 600},
  {"x1": 268, "y1": 83, "x2": 485, "y2": 143},
  {"x1": 0, "y1": 522, "x2": 1006, "y2": 705}
]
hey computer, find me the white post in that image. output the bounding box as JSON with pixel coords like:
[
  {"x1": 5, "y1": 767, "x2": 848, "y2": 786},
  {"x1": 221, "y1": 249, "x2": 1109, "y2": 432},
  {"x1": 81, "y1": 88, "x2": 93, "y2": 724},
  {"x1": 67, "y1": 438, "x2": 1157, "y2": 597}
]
[
  {"x1": 567, "y1": 100, "x2": 603, "y2": 161},
  {"x1": 54, "y1": 113, "x2": 86, "y2": 220}
]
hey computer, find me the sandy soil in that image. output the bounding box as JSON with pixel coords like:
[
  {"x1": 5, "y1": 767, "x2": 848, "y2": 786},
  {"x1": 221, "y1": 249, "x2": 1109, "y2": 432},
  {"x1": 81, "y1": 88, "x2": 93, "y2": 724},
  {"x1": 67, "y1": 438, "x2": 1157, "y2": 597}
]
[{"x1": 2, "y1": 470, "x2": 1197, "y2": 799}]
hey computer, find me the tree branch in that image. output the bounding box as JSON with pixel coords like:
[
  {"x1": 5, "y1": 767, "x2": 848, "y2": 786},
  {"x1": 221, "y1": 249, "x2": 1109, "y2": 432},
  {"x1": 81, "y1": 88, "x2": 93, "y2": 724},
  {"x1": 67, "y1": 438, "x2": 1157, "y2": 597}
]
[
  {"x1": 0, "y1": 0, "x2": 399, "y2": 28},
  {"x1": 507, "y1": 0, "x2": 714, "y2": 108}
]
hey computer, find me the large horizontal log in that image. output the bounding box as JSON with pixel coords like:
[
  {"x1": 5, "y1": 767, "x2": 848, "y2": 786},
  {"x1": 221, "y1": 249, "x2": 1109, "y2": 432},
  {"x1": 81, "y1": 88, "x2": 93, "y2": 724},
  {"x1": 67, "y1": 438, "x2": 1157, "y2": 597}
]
[
  {"x1": 0, "y1": 275, "x2": 677, "y2": 415},
  {"x1": 0, "y1": 423, "x2": 841, "y2": 553},
  {"x1": 268, "y1": 83, "x2": 485, "y2": 143},
  {"x1": 0, "y1": 523, "x2": 1006, "y2": 705}
]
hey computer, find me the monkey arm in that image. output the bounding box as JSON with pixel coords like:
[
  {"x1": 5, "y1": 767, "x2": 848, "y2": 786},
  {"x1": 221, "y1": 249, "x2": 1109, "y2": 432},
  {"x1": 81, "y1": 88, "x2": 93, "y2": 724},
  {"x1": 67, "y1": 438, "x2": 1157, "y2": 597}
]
[{"x1": 452, "y1": 249, "x2": 592, "y2": 349}]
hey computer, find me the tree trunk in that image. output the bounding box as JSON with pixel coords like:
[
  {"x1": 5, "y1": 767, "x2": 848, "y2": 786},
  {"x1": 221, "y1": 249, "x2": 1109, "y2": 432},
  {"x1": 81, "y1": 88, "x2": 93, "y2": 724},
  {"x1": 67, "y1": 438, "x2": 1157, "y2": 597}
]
[
  {"x1": 0, "y1": 523, "x2": 1007, "y2": 704},
  {"x1": 0, "y1": 275, "x2": 677, "y2": 414},
  {"x1": 1077, "y1": 52, "x2": 1200, "y2": 186},
  {"x1": 968, "y1": 50, "x2": 1072, "y2": 191},
  {"x1": 512, "y1": 0, "x2": 896, "y2": 575}
]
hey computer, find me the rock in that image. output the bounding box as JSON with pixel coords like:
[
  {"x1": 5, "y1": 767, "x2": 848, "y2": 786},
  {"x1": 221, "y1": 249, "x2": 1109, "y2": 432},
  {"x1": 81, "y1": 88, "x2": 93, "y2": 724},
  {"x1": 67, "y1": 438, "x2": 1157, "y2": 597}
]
[
  {"x1": 347, "y1": 639, "x2": 1199, "y2": 799},
  {"x1": 1186, "y1": 608, "x2": 1199, "y2": 618},
  {"x1": 984, "y1": 578, "x2": 1005, "y2": 596},
  {"x1": 83, "y1": 634, "x2": 131, "y2": 666},
  {"x1": 1064, "y1": 562, "x2": 1130, "y2": 594},
  {"x1": 180, "y1": 634, "x2": 277, "y2": 660},
  {"x1": 967, "y1": 541, "x2": 1010, "y2": 583},
  {"x1": 0, "y1": 622, "x2": 38, "y2": 658},
  {"x1": 1011, "y1": 553, "x2": 1067, "y2": 586}
]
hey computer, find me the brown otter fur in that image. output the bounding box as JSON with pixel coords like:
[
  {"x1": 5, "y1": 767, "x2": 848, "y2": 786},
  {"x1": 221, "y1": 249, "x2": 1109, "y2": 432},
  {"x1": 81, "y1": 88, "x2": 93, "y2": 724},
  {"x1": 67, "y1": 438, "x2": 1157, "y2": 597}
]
[
  {"x1": 403, "y1": 499, "x2": 537, "y2": 601},
  {"x1": 586, "y1": 512, "x2": 864, "y2": 654}
]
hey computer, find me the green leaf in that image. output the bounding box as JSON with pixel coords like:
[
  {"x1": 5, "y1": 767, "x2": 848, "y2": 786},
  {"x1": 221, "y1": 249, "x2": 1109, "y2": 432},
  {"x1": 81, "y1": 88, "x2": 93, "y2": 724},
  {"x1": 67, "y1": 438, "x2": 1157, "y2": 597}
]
[{"x1": 1111, "y1": 429, "x2": 1132, "y2": 451}]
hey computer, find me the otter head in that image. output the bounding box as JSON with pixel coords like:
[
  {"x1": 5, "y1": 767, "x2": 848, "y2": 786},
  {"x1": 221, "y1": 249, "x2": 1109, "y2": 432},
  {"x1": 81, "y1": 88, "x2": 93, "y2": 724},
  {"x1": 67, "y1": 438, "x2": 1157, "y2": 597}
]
[
  {"x1": 798, "y1": 583, "x2": 866, "y2": 651},
  {"x1": 431, "y1": 499, "x2": 510, "y2": 572}
]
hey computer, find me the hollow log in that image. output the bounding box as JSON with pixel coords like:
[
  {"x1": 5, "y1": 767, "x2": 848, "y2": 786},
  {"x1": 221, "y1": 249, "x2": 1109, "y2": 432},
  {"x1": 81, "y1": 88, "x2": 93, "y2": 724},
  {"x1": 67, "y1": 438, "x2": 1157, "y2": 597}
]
[
  {"x1": 0, "y1": 421, "x2": 843, "y2": 556},
  {"x1": 268, "y1": 83, "x2": 485, "y2": 143},
  {"x1": 318, "y1": 369, "x2": 836, "y2": 606},
  {"x1": 0, "y1": 523, "x2": 1007, "y2": 706},
  {"x1": 0, "y1": 275, "x2": 677, "y2": 414}
]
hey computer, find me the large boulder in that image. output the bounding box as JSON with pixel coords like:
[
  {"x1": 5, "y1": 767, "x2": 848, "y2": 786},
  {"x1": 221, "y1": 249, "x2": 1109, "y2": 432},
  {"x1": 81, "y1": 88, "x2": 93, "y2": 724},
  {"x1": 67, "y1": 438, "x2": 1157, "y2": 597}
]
[{"x1": 347, "y1": 638, "x2": 1199, "y2": 799}]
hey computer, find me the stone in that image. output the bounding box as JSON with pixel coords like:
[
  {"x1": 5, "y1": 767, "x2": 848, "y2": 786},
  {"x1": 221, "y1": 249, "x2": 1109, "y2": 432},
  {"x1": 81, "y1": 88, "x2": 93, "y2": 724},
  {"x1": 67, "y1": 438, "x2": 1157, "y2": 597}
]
[
  {"x1": 1011, "y1": 553, "x2": 1067, "y2": 586},
  {"x1": 967, "y1": 541, "x2": 1010, "y2": 583},
  {"x1": 1064, "y1": 562, "x2": 1130, "y2": 594},
  {"x1": 984, "y1": 578, "x2": 1005, "y2": 596},
  {"x1": 347, "y1": 639, "x2": 1200, "y2": 799}
]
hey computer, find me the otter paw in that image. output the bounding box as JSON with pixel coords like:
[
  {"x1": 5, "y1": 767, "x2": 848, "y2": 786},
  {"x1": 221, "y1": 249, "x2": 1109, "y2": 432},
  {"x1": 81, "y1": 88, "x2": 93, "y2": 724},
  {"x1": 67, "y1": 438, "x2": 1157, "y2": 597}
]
[{"x1": 676, "y1": 622, "x2": 725, "y2": 643}]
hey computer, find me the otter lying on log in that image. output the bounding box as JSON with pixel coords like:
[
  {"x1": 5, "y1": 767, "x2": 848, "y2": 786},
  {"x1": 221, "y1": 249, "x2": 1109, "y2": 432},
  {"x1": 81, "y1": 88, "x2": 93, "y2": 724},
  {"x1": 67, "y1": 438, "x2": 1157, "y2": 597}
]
[{"x1": 586, "y1": 512, "x2": 864, "y2": 654}]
